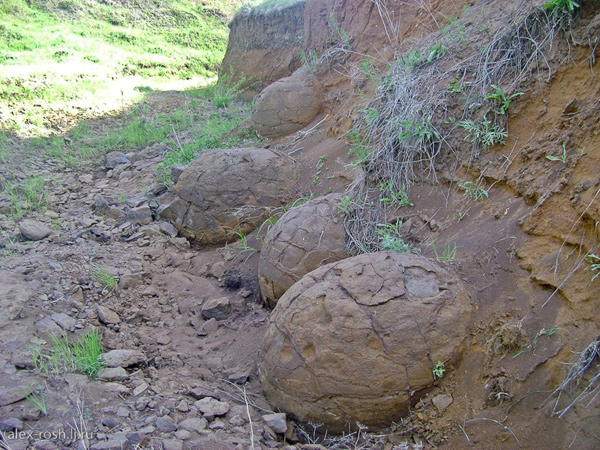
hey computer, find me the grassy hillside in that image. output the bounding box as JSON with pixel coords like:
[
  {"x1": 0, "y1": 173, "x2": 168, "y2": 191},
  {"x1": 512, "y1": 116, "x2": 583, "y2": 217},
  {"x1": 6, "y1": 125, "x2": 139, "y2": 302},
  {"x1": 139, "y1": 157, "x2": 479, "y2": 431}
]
[{"x1": 0, "y1": 0, "x2": 242, "y2": 135}]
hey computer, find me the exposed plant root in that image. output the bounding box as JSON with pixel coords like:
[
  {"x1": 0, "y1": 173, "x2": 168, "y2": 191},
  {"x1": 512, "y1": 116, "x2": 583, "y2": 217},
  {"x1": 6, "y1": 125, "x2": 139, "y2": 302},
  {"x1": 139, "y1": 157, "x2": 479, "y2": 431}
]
[{"x1": 544, "y1": 335, "x2": 600, "y2": 418}]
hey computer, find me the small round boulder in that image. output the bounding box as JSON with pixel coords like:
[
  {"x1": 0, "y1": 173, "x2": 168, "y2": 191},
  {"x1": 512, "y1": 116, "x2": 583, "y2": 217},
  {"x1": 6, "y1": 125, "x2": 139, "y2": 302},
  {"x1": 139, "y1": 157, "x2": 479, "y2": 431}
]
[
  {"x1": 258, "y1": 193, "x2": 348, "y2": 308},
  {"x1": 259, "y1": 251, "x2": 472, "y2": 432},
  {"x1": 159, "y1": 148, "x2": 298, "y2": 244},
  {"x1": 251, "y1": 70, "x2": 321, "y2": 138}
]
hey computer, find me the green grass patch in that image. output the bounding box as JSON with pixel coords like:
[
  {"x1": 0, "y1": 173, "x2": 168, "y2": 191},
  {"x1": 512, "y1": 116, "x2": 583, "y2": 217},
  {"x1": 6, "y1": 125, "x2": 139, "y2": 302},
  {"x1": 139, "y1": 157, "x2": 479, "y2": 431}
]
[
  {"x1": 0, "y1": 0, "x2": 242, "y2": 135},
  {"x1": 4, "y1": 175, "x2": 48, "y2": 219},
  {"x1": 32, "y1": 328, "x2": 106, "y2": 379},
  {"x1": 157, "y1": 106, "x2": 263, "y2": 187}
]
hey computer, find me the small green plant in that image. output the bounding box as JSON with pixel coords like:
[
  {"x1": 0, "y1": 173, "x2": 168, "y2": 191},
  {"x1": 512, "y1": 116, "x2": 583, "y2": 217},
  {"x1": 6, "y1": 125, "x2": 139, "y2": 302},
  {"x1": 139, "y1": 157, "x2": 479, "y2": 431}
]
[
  {"x1": 91, "y1": 265, "x2": 118, "y2": 294},
  {"x1": 588, "y1": 254, "x2": 600, "y2": 281},
  {"x1": 543, "y1": 0, "x2": 580, "y2": 14},
  {"x1": 4, "y1": 175, "x2": 49, "y2": 219},
  {"x1": 379, "y1": 181, "x2": 413, "y2": 207},
  {"x1": 23, "y1": 385, "x2": 48, "y2": 415},
  {"x1": 513, "y1": 325, "x2": 564, "y2": 358},
  {"x1": 459, "y1": 181, "x2": 489, "y2": 201},
  {"x1": 546, "y1": 142, "x2": 569, "y2": 164},
  {"x1": 32, "y1": 329, "x2": 106, "y2": 379},
  {"x1": 257, "y1": 215, "x2": 279, "y2": 243},
  {"x1": 231, "y1": 226, "x2": 257, "y2": 261},
  {"x1": 376, "y1": 221, "x2": 420, "y2": 253},
  {"x1": 433, "y1": 361, "x2": 446, "y2": 379},
  {"x1": 486, "y1": 85, "x2": 524, "y2": 115},
  {"x1": 282, "y1": 194, "x2": 314, "y2": 214},
  {"x1": 337, "y1": 195, "x2": 352, "y2": 214},
  {"x1": 347, "y1": 129, "x2": 371, "y2": 166},
  {"x1": 432, "y1": 242, "x2": 458, "y2": 263},
  {"x1": 426, "y1": 43, "x2": 447, "y2": 64},
  {"x1": 300, "y1": 48, "x2": 319, "y2": 72},
  {"x1": 459, "y1": 117, "x2": 508, "y2": 153},
  {"x1": 399, "y1": 116, "x2": 440, "y2": 142},
  {"x1": 358, "y1": 56, "x2": 380, "y2": 83}
]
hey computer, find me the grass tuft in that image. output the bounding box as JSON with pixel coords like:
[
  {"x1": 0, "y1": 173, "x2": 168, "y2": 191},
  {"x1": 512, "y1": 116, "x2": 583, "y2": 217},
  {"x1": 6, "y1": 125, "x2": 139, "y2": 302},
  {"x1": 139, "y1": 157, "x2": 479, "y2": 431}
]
[{"x1": 32, "y1": 328, "x2": 106, "y2": 379}]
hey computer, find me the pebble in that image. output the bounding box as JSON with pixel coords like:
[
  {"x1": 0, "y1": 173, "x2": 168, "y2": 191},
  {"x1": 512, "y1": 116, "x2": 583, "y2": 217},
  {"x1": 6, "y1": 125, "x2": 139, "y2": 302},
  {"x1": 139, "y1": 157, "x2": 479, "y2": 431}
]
[
  {"x1": 19, "y1": 219, "x2": 52, "y2": 241},
  {"x1": 98, "y1": 367, "x2": 127, "y2": 382},
  {"x1": 194, "y1": 397, "x2": 230, "y2": 421},
  {"x1": 0, "y1": 418, "x2": 24, "y2": 431},
  {"x1": 133, "y1": 381, "x2": 149, "y2": 397},
  {"x1": 102, "y1": 349, "x2": 146, "y2": 368},
  {"x1": 97, "y1": 306, "x2": 121, "y2": 325},
  {"x1": 262, "y1": 413, "x2": 287, "y2": 434},
  {"x1": 161, "y1": 440, "x2": 183, "y2": 450},
  {"x1": 201, "y1": 297, "x2": 231, "y2": 321},
  {"x1": 50, "y1": 312, "x2": 77, "y2": 332},
  {"x1": 156, "y1": 416, "x2": 178, "y2": 433},
  {"x1": 208, "y1": 419, "x2": 225, "y2": 430},
  {"x1": 432, "y1": 394, "x2": 454, "y2": 413},
  {"x1": 178, "y1": 417, "x2": 207, "y2": 432}
]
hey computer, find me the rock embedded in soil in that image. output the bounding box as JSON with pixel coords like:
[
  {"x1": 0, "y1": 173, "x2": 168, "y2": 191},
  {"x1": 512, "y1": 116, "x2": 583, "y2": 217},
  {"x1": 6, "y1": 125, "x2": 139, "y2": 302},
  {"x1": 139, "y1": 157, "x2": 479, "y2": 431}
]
[
  {"x1": 194, "y1": 397, "x2": 230, "y2": 421},
  {"x1": 98, "y1": 367, "x2": 127, "y2": 381},
  {"x1": 156, "y1": 416, "x2": 178, "y2": 432},
  {"x1": 102, "y1": 349, "x2": 146, "y2": 368},
  {"x1": 178, "y1": 417, "x2": 208, "y2": 432},
  {"x1": 0, "y1": 418, "x2": 23, "y2": 432},
  {"x1": 158, "y1": 148, "x2": 298, "y2": 244},
  {"x1": 201, "y1": 297, "x2": 231, "y2": 321},
  {"x1": 262, "y1": 413, "x2": 287, "y2": 434},
  {"x1": 259, "y1": 252, "x2": 473, "y2": 432},
  {"x1": 97, "y1": 305, "x2": 121, "y2": 325},
  {"x1": 104, "y1": 152, "x2": 130, "y2": 169},
  {"x1": 252, "y1": 70, "x2": 321, "y2": 138},
  {"x1": 258, "y1": 193, "x2": 349, "y2": 308},
  {"x1": 19, "y1": 219, "x2": 52, "y2": 241}
]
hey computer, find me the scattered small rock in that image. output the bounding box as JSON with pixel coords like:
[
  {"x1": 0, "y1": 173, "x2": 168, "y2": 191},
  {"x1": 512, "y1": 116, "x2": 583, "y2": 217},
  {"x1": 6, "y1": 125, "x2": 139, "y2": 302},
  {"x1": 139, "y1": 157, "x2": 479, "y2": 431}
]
[
  {"x1": 208, "y1": 419, "x2": 225, "y2": 430},
  {"x1": 432, "y1": 394, "x2": 453, "y2": 413},
  {"x1": 97, "y1": 306, "x2": 121, "y2": 325},
  {"x1": 201, "y1": 297, "x2": 230, "y2": 321},
  {"x1": 116, "y1": 406, "x2": 129, "y2": 418},
  {"x1": 156, "y1": 416, "x2": 178, "y2": 433},
  {"x1": 98, "y1": 367, "x2": 127, "y2": 382},
  {"x1": 161, "y1": 439, "x2": 183, "y2": 450},
  {"x1": 197, "y1": 318, "x2": 219, "y2": 336},
  {"x1": 133, "y1": 382, "x2": 149, "y2": 397},
  {"x1": 19, "y1": 219, "x2": 52, "y2": 241},
  {"x1": 0, "y1": 385, "x2": 34, "y2": 407},
  {"x1": 194, "y1": 397, "x2": 230, "y2": 421},
  {"x1": 159, "y1": 222, "x2": 179, "y2": 238},
  {"x1": 178, "y1": 417, "x2": 207, "y2": 432},
  {"x1": 119, "y1": 272, "x2": 144, "y2": 289},
  {"x1": 105, "y1": 152, "x2": 130, "y2": 169},
  {"x1": 262, "y1": 413, "x2": 287, "y2": 434},
  {"x1": 102, "y1": 349, "x2": 146, "y2": 368},
  {"x1": 0, "y1": 418, "x2": 23, "y2": 432},
  {"x1": 50, "y1": 312, "x2": 77, "y2": 332},
  {"x1": 174, "y1": 429, "x2": 191, "y2": 440}
]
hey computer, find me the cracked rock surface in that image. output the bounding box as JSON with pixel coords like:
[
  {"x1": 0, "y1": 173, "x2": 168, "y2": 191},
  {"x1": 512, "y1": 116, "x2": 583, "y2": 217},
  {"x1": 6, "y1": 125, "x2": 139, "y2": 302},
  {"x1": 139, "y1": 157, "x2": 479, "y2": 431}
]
[
  {"x1": 159, "y1": 147, "x2": 299, "y2": 244},
  {"x1": 258, "y1": 193, "x2": 349, "y2": 308},
  {"x1": 259, "y1": 251, "x2": 472, "y2": 432}
]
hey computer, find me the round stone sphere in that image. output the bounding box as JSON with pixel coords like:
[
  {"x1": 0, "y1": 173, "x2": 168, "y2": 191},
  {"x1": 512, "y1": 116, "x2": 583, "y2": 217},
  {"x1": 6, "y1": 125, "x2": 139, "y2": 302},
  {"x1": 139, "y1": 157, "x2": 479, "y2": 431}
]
[
  {"x1": 258, "y1": 193, "x2": 348, "y2": 308},
  {"x1": 259, "y1": 251, "x2": 472, "y2": 432},
  {"x1": 158, "y1": 147, "x2": 298, "y2": 244}
]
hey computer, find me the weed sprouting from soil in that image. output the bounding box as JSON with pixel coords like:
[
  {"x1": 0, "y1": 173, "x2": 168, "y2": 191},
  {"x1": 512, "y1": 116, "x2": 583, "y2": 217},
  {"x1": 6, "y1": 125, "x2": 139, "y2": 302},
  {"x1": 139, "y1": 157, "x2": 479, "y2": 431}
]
[
  {"x1": 91, "y1": 265, "x2": 118, "y2": 294},
  {"x1": 344, "y1": 3, "x2": 571, "y2": 254},
  {"x1": 32, "y1": 328, "x2": 106, "y2": 379}
]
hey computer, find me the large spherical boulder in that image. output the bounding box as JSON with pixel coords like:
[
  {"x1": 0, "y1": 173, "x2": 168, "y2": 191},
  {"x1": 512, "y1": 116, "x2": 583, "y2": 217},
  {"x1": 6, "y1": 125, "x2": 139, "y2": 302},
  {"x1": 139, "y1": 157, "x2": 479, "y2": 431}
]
[
  {"x1": 258, "y1": 193, "x2": 348, "y2": 308},
  {"x1": 259, "y1": 252, "x2": 472, "y2": 432},
  {"x1": 158, "y1": 148, "x2": 298, "y2": 244},
  {"x1": 251, "y1": 69, "x2": 321, "y2": 138}
]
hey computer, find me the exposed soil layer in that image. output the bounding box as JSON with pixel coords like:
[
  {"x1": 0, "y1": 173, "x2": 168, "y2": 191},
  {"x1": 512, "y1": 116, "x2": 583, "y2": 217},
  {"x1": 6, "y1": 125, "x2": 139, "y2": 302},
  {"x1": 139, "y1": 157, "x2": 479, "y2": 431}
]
[{"x1": 1, "y1": 0, "x2": 600, "y2": 449}]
